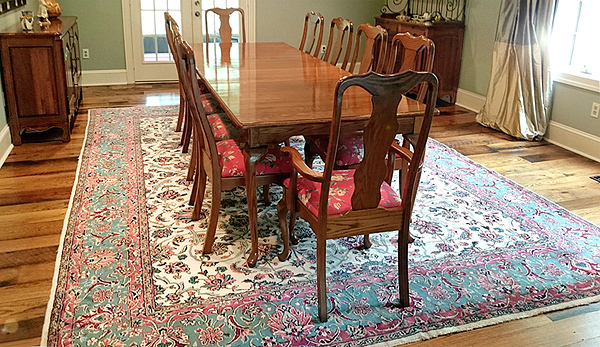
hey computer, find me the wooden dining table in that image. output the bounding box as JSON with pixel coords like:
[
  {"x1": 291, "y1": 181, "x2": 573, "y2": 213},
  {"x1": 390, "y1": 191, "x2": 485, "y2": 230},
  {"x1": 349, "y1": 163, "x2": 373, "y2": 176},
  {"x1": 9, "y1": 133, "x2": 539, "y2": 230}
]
[{"x1": 194, "y1": 41, "x2": 430, "y2": 267}]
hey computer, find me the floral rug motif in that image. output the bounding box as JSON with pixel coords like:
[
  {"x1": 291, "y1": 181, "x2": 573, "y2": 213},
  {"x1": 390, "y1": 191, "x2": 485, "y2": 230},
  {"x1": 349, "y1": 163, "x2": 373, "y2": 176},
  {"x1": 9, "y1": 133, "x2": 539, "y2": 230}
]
[{"x1": 43, "y1": 106, "x2": 600, "y2": 347}]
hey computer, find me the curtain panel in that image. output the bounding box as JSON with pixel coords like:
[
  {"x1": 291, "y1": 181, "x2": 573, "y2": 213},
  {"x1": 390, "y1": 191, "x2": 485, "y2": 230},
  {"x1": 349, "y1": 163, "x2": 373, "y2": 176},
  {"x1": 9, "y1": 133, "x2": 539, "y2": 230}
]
[{"x1": 476, "y1": 0, "x2": 557, "y2": 140}]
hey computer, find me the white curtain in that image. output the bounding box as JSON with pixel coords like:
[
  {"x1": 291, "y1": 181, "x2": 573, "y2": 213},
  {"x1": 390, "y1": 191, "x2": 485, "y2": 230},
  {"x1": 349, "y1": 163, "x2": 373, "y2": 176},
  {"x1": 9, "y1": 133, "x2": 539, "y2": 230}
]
[{"x1": 476, "y1": 0, "x2": 557, "y2": 140}]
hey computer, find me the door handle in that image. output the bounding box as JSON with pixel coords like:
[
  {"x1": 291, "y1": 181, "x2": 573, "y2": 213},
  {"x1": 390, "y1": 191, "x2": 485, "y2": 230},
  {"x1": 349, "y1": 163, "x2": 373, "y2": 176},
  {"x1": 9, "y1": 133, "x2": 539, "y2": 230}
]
[{"x1": 195, "y1": 11, "x2": 201, "y2": 17}]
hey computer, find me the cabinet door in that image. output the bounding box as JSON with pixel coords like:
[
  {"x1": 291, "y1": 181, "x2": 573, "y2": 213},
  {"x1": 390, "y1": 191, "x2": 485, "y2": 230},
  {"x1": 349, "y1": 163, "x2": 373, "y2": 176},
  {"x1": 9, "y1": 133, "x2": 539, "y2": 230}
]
[{"x1": 9, "y1": 44, "x2": 61, "y2": 117}]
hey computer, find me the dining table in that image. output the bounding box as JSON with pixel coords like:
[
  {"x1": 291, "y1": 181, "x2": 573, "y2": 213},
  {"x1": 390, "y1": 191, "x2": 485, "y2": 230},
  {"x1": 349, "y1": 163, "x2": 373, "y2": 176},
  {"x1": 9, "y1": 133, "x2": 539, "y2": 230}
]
[{"x1": 193, "y1": 41, "x2": 431, "y2": 267}]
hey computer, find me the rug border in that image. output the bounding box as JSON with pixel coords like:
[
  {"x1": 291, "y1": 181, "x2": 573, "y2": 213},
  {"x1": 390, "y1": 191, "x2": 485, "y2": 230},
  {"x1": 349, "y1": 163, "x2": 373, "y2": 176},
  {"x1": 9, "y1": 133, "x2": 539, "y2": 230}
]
[
  {"x1": 427, "y1": 139, "x2": 600, "y2": 230},
  {"x1": 369, "y1": 294, "x2": 600, "y2": 347},
  {"x1": 40, "y1": 107, "x2": 109, "y2": 347}
]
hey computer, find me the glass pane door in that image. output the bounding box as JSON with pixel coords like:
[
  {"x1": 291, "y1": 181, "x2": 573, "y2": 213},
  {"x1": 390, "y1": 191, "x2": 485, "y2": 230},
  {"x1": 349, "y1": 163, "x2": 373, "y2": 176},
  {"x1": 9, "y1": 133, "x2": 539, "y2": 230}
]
[{"x1": 141, "y1": 0, "x2": 182, "y2": 62}]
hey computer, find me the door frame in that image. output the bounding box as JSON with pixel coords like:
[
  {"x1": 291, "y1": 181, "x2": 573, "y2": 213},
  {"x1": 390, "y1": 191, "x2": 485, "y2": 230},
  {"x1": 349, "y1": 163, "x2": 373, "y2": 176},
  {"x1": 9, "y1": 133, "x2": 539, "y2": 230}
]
[{"x1": 122, "y1": 0, "x2": 256, "y2": 83}]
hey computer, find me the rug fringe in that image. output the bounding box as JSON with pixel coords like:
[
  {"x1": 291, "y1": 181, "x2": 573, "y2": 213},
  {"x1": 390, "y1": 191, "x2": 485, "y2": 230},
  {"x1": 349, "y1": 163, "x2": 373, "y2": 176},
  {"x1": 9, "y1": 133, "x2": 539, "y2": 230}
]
[{"x1": 370, "y1": 294, "x2": 600, "y2": 347}]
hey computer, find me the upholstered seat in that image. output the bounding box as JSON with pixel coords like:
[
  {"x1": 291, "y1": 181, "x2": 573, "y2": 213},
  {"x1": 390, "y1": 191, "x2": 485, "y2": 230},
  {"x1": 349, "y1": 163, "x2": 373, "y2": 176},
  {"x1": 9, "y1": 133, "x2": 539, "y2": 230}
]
[
  {"x1": 207, "y1": 113, "x2": 230, "y2": 141},
  {"x1": 283, "y1": 169, "x2": 401, "y2": 216},
  {"x1": 217, "y1": 139, "x2": 292, "y2": 178},
  {"x1": 311, "y1": 132, "x2": 363, "y2": 167}
]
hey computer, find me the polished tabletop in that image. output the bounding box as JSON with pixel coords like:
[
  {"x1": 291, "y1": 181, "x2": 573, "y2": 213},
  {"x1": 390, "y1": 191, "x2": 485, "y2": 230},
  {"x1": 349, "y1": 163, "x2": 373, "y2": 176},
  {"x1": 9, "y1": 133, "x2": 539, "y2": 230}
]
[
  {"x1": 195, "y1": 42, "x2": 428, "y2": 147},
  {"x1": 193, "y1": 41, "x2": 429, "y2": 267}
]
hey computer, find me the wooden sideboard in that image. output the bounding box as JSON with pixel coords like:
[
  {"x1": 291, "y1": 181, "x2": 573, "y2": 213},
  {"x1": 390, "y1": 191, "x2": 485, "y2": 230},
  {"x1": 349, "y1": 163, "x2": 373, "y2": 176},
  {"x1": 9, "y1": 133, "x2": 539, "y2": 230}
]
[
  {"x1": 0, "y1": 16, "x2": 82, "y2": 145},
  {"x1": 375, "y1": 16, "x2": 464, "y2": 104}
]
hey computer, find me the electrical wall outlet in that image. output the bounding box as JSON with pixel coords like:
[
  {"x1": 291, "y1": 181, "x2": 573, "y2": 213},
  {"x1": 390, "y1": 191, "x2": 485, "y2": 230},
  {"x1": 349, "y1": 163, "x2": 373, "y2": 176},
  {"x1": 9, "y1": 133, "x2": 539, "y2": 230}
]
[
  {"x1": 82, "y1": 48, "x2": 89, "y2": 59},
  {"x1": 320, "y1": 45, "x2": 326, "y2": 55},
  {"x1": 592, "y1": 102, "x2": 600, "y2": 119}
]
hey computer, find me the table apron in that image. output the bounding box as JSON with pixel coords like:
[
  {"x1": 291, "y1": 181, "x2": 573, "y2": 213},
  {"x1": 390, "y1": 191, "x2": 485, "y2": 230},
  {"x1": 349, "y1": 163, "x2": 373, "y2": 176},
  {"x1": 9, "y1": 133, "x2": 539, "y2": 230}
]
[{"x1": 244, "y1": 116, "x2": 420, "y2": 148}]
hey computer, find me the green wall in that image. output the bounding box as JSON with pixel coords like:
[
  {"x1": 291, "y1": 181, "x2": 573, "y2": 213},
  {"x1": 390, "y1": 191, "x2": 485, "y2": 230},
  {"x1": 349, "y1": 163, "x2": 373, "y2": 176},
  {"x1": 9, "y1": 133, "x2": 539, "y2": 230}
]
[
  {"x1": 552, "y1": 83, "x2": 600, "y2": 137},
  {"x1": 256, "y1": 0, "x2": 383, "y2": 47},
  {"x1": 458, "y1": 0, "x2": 500, "y2": 95},
  {"x1": 60, "y1": 0, "x2": 126, "y2": 70}
]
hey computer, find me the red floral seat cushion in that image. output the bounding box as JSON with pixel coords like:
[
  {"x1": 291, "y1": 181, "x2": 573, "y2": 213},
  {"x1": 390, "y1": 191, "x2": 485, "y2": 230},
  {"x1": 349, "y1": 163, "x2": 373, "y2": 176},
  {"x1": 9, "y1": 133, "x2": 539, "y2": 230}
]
[
  {"x1": 216, "y1": 139, "x2": 292, "y2": 178},
  {"x1": 313, "y1": 132, "x2": 364, "y2": 167},
  {"x1": 283, "y1": 169, "x2": 402, "y2": 216},
  {"x1": 199, "y1": 94, "x2": 222, "y2": 115},
  {"x1": 207, "y1": 114, "x2": 230, "y2": 140}
]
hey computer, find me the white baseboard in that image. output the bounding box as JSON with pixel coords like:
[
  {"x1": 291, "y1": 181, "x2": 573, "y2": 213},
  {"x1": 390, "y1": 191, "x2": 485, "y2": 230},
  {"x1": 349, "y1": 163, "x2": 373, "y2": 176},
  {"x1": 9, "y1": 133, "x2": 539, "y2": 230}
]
[
  {"x1": 0, "y1": 124, "x2": 13, "y2": 169},
  {"x1": 456, "y1": 88, "x2": 486, "y2": 113},
  {"x1": 81, "y1": 69, "x2": 129, "y2": 86},
  {"x1": 545, "y1": 121, "x2": 600, "y2": 163}
]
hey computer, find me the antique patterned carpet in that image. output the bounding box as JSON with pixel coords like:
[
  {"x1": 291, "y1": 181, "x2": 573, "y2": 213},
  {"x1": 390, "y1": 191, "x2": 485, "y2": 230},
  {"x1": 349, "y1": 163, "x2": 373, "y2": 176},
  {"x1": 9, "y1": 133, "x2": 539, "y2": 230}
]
[{"x1": 42, "y1": 106, "x2": 600, "y2": 346}]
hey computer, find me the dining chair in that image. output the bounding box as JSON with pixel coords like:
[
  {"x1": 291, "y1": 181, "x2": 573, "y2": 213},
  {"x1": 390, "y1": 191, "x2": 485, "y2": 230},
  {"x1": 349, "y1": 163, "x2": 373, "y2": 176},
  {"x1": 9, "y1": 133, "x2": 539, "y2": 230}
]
[
  {"x1": 299, "y1": 11, "x2": 324, "y2": 57},
  {"x1": 277, "y1": 70, "x2": 439, "y2": 322},
  {"x1": 322, "y1": 17, "x2": 353, "y2": 70},
  {"x1": 175, "y1": 36, "x2": 293, "y2": 256},
  {"x1": 305, "y1": 31, "x2": 436, "y2": 170},
  {"x1": 385, "y1": 32, "x2": 435, "y2": 103},
  {"x1": 385, "y1": 32, "x2": 436, "y2": 183},
  {"x1": 204, "y1": 7, "x2": 246, "y2": 44},
  {"x1": 347, "y1": 23, "x2": 388, "y2": 74},
  {"x1": 164, "y1": 12, "x2": 224, "y2": 154}
]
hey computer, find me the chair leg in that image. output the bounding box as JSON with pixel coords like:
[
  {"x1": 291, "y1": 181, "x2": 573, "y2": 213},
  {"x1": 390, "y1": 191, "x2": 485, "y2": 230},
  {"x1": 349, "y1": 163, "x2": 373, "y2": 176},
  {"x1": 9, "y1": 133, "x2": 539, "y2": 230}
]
[
  {"x1": 288, "y1": 195, "x2": 298, "y2": 246},
  {"x1": 362, "y1": 234, "x2": 372, "y2": 249},
  {"x1": 191, "y1": 167, "x2": 207, "y2": 219},
  {"x1": 397, "y1": 228, "x2": 410, "y2": 307},
  {"x1": 304, "y1": 141, "x2": 317, "y2": 168},
  {"x1": 317, "y1": 235, "x2": 328, "y2": 322},
  {"x1": 187, "y1": 140, "x2": 197, "y2": 182},
  {"x1": 202, "y1": 187, "x2": 221, "y2": 254},
  {"x1": 175, "y1": 89, "x2": 185, "y2": 132},
  {"x1": 262, "y1": 184, "x2": 271, "y2": 204},
  {"x1": 181, "y1": 108, "x2": 192, "y2": 153},
  {"x1": 277, "y1": 197, "x2": 290, "y2": 261}
]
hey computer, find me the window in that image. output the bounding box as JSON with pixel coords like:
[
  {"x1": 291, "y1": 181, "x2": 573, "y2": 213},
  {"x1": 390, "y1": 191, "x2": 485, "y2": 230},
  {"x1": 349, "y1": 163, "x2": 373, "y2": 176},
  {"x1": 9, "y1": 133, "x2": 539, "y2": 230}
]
[
  {"x1": 551, "y1": 0, "x2": 599, "y2": 84},
  {"x1": 141, "y1": 0, "x2": 181, "y2": 62}
]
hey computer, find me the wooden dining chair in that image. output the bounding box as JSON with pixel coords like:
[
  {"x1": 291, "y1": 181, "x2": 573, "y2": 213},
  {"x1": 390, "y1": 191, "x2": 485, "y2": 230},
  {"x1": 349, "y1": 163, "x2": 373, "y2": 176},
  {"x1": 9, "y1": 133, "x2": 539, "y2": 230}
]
[
  {"x1": 348, "y1": 23, "x2": 388, "y2": 74},
  {"x1": 175, "y1": 36, "x2": 293, "y2": 256},
  {"x1": 322, "y1": 17, "x2": 353, "y2": 69},
  {"x1": 305, "y1": 32, "x2": 435, "y2": 171},
  {"x1": 385, "y1": 32, "x2": 435, "y2": 103},
  {"x1": 204, "y1": 7, "x2": 246, "y2": 44},
  {"x1": 299, "y1": 11, "x2": 324, "y2": 57},
  {"x1": 164, "y1": 12, "x2": 224, "y2": 154},
  {"x1": 277, "y1": 70, "x2": 439, "y2": 322}
]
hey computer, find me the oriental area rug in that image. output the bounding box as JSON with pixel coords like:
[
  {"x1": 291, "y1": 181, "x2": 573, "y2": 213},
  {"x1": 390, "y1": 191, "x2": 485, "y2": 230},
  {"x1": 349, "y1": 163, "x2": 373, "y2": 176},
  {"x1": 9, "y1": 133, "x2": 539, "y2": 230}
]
[{"x1": 42, "y1": 105, "x2": 600, "y2": 347}]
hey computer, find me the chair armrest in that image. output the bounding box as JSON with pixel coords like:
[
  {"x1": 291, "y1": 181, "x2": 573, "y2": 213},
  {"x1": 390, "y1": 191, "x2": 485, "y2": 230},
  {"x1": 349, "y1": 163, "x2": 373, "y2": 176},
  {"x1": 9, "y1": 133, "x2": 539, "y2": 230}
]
[
  {"x1": 390, "y1": 140, "x2": 413, "y2": 162},
  {"x1": 281, "y1": 147, "x2": 324, "y2": 182}
]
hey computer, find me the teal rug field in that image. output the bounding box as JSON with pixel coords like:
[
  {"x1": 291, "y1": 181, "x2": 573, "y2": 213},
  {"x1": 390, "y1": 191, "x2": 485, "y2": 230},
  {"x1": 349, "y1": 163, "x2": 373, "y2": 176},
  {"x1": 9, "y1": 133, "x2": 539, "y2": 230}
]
[{"x1": 42, "y1": 106, "x2": 600, "y2": 346}]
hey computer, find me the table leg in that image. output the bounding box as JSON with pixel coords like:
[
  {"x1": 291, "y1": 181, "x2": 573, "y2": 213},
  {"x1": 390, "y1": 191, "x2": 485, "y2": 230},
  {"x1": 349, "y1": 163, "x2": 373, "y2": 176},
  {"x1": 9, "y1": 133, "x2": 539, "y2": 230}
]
[{"x1": 243, "y1": 146, "x2": 268, "y2": 268}]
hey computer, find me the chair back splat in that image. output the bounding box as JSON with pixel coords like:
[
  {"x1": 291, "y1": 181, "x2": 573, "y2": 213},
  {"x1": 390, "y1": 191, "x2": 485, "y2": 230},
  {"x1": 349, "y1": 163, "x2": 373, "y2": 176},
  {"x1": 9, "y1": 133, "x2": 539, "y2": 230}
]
[
  {"x1": 277, "y1": 70, "x2": 439, "y2": 322},
  {"x1": 322, "y1": 17, "x2": 353, "y2": 69},
  {"x1": 385, "y1": 32, "x2": 435, "y2": 102},
  {"x1": 299, "y1": 11, "x2": 324, "y2": 57},
  {"x1": 205, "y1": 7, "x2": 246, "y2": 43},
  {"x1": 348, "y1": 23, "x2": 387, "y2": 74}
]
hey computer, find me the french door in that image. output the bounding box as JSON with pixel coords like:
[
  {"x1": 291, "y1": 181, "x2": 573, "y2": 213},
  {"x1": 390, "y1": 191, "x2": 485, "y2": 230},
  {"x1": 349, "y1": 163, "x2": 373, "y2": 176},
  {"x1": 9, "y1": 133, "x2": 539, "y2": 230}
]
[{"x1": 126, "y1": 0, "x2": 253, "y2": 82}]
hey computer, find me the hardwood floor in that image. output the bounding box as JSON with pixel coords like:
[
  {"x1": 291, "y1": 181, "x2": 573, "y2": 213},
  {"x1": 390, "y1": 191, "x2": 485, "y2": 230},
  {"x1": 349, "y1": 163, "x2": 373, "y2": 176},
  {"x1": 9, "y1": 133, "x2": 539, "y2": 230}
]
[{"x1": 0, "y1": 83, "x2": 599, "y2": 346}]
